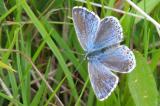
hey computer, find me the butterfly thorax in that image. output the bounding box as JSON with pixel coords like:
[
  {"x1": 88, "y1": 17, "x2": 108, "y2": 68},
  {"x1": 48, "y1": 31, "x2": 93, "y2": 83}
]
[
  {"x1": 86, "y1": 48, "x2": 105, "y2": 60},
  {"x1": 86, "y1": 43, "x2": 120, "y2": 61}
]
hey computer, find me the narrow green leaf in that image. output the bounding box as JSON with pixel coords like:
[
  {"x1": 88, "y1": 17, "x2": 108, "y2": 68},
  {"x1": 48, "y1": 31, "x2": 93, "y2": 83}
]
[
  {"x1": 150, "y1": 49, "x2": 160, "y2": 71},
  {"x1": 0, "y1": 0, "x2": 8, "y2": 15},
  {"x1": 0, "y1": 61, "x2": 16, "y2": 72},
  {"x1": 30, "y1": 59, "x2": 51, "y2": 106},
  {"x1": 0, "y1": 92, "x2": 23, "y2": 106},
  {"x1": 75, "y1": 77, "x2": 89, "y2": 106},
  {"x1": 44, "y1": 76, "x2": 67, "y2": 106},
  {"x1": 0, "y1": 1, "x2": 22, "y2": 22},
  {"x1": 87, "y1": 86, "x2": 95, "y2": 106}
]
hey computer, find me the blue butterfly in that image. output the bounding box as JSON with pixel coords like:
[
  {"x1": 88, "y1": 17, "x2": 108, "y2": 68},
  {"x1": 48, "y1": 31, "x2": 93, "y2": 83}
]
[{"x1": 72, "y1": 6, "x2": 136, "y2": 101}]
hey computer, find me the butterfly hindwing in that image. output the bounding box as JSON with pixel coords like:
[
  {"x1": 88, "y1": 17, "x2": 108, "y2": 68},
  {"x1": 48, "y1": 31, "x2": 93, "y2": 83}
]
[
  {"x1": 97, "y1": 45, "x2": 136, "y2": 73},
  {"x1": 88, "y1": 60, "x2": 119, "y2": 100}
]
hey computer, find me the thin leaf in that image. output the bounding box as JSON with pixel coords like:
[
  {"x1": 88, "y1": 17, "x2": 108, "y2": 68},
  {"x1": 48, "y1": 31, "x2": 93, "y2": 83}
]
[
  {"x1": 0, "y1": 60, "x2": 16, "y2": 72},
  {"x1": 0, "y1": 0, "x2": 8, "y2": 15}
]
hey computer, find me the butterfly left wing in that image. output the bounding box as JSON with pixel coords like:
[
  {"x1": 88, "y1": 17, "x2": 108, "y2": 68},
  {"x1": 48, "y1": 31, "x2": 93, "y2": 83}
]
[
  {"x1": 72, "y1": 7, "x2": 100, "y2": 50},
  {"x1": 88, "y1": 60, "x2": 118, "y2": 100},
  {"x1": 97, "y1": 45, "x2": 136, "y2": 73}
]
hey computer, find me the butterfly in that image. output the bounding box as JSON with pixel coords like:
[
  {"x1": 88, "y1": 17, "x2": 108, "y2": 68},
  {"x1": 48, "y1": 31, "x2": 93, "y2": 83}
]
[{"x1": 72, "y1": 6, "x2": 136, "y2": 101}]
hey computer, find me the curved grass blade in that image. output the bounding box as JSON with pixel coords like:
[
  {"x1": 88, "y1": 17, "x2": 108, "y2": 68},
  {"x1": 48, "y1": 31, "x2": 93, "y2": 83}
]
[
  {"x1": 44, "y1": 76, "x2": 66, "y2": 106},
  {"x1": 0, "y1": 61, "x2": 16, "y2": 72},
  {"x1": 75, "y1": 77, "x2": 89, "y2": 106}
]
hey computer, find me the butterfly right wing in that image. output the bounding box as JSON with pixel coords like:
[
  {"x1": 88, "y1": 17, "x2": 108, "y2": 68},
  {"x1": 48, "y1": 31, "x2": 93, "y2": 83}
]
[
  {"x1": 88, "y1": 60, "x2": 118, "y2": 101},
  {"x1": 97, "y1": 45, "x2": 136, "y2": 73},
  {"x1": 72, "y1": 7, "x2": 100, "y2": 50},
  {"x1": 93, "y1": 16, "x2": 123, "y2": 50}
]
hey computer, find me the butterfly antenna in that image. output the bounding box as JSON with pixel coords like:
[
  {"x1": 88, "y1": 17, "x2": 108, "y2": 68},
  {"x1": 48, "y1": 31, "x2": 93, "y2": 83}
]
[
  {"x1": 74, "y1": 56, "x2": 86, "y2": 72},
  {"x1": 60, "y1": 48, "x2": 85, "y2": 56},
  {"x1": 60, "y1": 48, "x2": 87, "y2": 71}
]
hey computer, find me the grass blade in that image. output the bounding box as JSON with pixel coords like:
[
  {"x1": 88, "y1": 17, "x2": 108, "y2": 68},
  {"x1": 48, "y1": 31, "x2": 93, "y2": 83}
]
[{"x1": 0, "y1": 61, "x2": 16, "y2": 72}]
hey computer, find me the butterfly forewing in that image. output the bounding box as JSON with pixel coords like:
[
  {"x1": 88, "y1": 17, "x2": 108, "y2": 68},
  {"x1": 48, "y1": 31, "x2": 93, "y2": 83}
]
[
  {"x1": 93, "y1": 16, "x2": 123, "y2": 50},
  {"x1": 88, "y1": 60, "x2": 118, "y2": 100},
  {"x1": 97, "y1": 45, "x2": 136, "y2": 73},
  {"x1": 72, "y1": 7, "x2": 100, "y2": 50}
]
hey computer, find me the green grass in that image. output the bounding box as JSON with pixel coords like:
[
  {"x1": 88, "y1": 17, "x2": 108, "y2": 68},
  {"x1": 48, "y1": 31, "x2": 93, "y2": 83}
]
[{"x1": 0, "y1": 0, "x2": 160, "y2": 106}]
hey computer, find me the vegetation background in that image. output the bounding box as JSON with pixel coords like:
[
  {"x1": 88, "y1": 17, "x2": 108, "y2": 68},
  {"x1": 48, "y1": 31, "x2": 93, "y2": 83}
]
[{"x1": 0, "y1": 0, "x2": 160, "y2": 106}]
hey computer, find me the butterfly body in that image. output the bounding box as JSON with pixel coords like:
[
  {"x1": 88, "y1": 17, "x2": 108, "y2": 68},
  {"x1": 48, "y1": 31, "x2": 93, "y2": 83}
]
[{"x1": 72, "y1": 6, "x2": 136, "y2": 101}]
